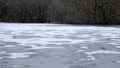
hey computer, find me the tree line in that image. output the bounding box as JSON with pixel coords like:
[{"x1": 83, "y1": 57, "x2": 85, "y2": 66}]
[{"x1": 0, "y1": 0, "x2": 120, "y2": 25}]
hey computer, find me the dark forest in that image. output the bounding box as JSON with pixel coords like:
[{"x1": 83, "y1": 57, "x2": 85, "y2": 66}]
[{"x1": 0, "y1": 0, "x2": 120, "y2": 25}]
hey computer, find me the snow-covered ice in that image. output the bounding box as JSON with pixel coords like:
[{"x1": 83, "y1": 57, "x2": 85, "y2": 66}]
[{"x1": 0, "y1": 23, "x2": 120, "y2": 68}]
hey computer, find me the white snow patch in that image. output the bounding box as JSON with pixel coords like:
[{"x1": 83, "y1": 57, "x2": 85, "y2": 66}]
[
  {"x1": 76, "y1": 50, "x2": 85, "y2": 53},
  {"x1": 7, "y1": 52, "x2": 35, "y2": 59},
  {"x1": 83, "y1": 50, "x2": 120, "y2": 61},
  {"x1": 108, "y1": 42, "x2": 119, "y2": 45},
  {"x1": 81, "y1": 46, "x2": 88, "y2": 49},
  {"x1": 0, "y1": 51, "x2": 7, "y2": 54},
  {"x1": 116, "y1": 61, "x2": 120, "y2": 63},
  {"x1": 115, "y1": 46, "x2": 120, "y2": 48},
  {"x1": 86, "y1": 55, "x2": 96, "y2": 60},
  {"x1": 4, "y1": 45, "x2": 15, "y2": 47},
  {"x1": 28, "y1": 45, "x2": 65, "y2": 50},
  {"x1": 102, "y1": 33, "x2": 115, "y2": 37},
  {"x1": 78, "y1": 34, "x2": 89, "y2": 38},
  {"x1": 85, "y1": 50, "x2": 120, "y2": 55},
  {"x1": 79, "y1": 56, "x2": 96, "y2": 61},
  {"x1": 0, "y1": 51, "x2": 7, "y2": 59}
]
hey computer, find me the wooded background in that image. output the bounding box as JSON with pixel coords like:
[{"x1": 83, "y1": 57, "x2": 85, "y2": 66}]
[{"x1": 0, "y1": 0, "x2": 120, "y2": 24}]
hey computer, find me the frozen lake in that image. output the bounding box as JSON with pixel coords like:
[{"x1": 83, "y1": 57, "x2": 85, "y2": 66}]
[{"x1": 0, "y1": 23, "x2": 120, "y2": 68}]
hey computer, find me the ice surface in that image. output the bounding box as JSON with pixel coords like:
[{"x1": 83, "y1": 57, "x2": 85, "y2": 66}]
[{"x1": 0, "y1": 23, "x2": 120, "y2": 68}]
